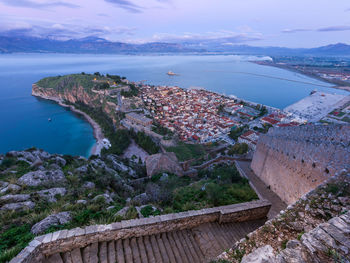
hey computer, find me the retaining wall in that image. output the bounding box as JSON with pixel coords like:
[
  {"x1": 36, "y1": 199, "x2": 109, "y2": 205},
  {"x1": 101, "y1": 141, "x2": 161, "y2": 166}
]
[{"x1": 10, "y1": 200, "x2": 271, "y2": 263}]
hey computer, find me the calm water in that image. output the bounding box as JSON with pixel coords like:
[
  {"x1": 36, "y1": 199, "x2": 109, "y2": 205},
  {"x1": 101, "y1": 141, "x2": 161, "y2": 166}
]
[{"x1": 0, "y1": 53, "x2": 346, "y2": 156}]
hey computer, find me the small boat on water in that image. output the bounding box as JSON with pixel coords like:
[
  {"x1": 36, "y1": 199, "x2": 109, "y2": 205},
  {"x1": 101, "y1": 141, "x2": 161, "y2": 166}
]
[
  {"x1": 167, "y1": 71, "x2": 179, "y2": 76},
  {"x1": 48, "y1": 118, "x2": 52, "y2": 122}
]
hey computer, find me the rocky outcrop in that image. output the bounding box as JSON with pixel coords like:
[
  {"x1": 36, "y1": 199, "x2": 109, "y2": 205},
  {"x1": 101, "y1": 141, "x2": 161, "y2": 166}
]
[
  {"x1": 145, "y1": 152, "x2": 184, "y2": 177},
  {"x1": 217, "y1": 173, "x2": 350, "y2": 262},
  {"x1": 31, "y1": 212, "x2": 72, "y2": 235},
  {"x1": 239, "y1": 211, "x2": 350, "y2": 263},
  {"x1": 241, "y1": 245, "x2": 275, "y2": 263},
  {"x1": 0, "y1": 194, "x2": 30, "y2": 204},
  {"x1": 1, "y1": 201, "x2": 35, "y2": 211},
  {"x1": 8, "y1": 150, "x2": 51, "y2": 164},
  {"x1": 0, "y1": 183, "x2": 21, "y2": 194},
  {"x1": 36, "y1": 188, "x2": 67, "y2": 203},
  {"x1": 92, "y1": 193, "x2": 113, "y2": 204},
  {"x1": 18, "y1": 169, "x2": 66, "y2": 187}
]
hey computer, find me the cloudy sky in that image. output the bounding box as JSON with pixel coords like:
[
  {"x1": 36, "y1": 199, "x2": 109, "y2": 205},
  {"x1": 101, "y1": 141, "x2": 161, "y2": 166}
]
[{"x1": 1, "y1": 0, "x2": 350, "y2": 47}]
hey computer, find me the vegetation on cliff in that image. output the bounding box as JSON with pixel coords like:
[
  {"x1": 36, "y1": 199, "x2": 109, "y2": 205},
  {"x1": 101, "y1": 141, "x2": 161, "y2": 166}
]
[{"x1": 0, "y1": 149, "x2": 257, "y2": 262}]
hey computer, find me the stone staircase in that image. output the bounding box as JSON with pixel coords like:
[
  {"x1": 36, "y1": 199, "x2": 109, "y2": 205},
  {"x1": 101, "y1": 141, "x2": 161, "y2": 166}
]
[{"x1": 44, "y1": 220, "x2": 264, "y2": 263}]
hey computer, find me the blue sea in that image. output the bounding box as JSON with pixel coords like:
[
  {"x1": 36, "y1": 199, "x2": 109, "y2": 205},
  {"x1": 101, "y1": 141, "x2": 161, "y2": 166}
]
[{"x1": 0, "y1": 53, "x2": 346, "y2": 157}]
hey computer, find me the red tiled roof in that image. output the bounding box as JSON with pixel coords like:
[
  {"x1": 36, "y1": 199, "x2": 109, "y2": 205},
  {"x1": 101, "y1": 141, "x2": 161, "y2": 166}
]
[{"x1": 261, "y1": 117, "x2": 279, "y2": 125}]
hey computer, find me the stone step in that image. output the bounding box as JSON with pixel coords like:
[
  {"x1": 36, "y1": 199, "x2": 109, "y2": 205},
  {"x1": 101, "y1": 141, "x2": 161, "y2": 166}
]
[
  {"x1": 182, "y1": 230, "x2": 203, "y2": 263},
  {"x1": 98, "y1": 242, "x2": 108, "y2": 263},
  {"x1": 130, "y1": 237, "x2": 142, "y2": 263},
  {"x1": 155, "y1": 233, "x2": 170, "y2": 262},
  {"x1": 82, "y1": 244, "x2": 90, "y2": 263},
  {"x1": 170, "y1": 231, "x2": 191, "y2": 263},
  {"x1": 46, "y1": 220, "x2": 265, "y2": 263},
  {"x1": 89, "y1": 243, "x2": 99, "y2": 263},
  {"x1": 137, "y1": 237, "x2": 148, "y2": 263},
  {"x1": 143, "y1": 235, "x2": 156, "y2": 263},
  {"x1": 70, "y1": 248, "x2": 83, "y2": 263},
  {"x1": 161, "y1": 233, "x2": 177, "y2": 263},
  {"x1": 165, "y1": 232, "x2": 184, "y2": 263},
  {"x1": 107, "y1": 241, "x2": 116, "y2": 263},
  {"x1": 45, "y1": 253, "x2": 64, "y2": 263},
  {"x1": 150, "y1": 234, "x2": 163, "y2": 263},
  {"x1": 123, "y1": 239, "x2": 133, "y2": 263},
  {"x1": 116, "y1": 239, "x2": 125, "y2": 263},
  {"x1": 61, "y1": 252, "x2": 73, "y2": 263},
  {"x1": 217, "y1": 224, "x2": 235, "y2": 246}
]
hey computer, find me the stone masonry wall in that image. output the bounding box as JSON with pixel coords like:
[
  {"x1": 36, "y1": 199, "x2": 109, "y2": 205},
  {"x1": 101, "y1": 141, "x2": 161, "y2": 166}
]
[
  {"x1": 10, "y1": 200, "x2": 271, "y2": 263},
  {"x1": 251, "y1": 124, "x2": 350, "y2": 204}
]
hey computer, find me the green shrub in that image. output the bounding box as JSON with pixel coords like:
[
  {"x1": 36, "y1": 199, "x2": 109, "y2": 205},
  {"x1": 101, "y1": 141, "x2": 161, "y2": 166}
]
[
  {"x1": 0, "y1": 158, "x2": 16, "y2": 170},
  {"x1": 228, "y1": 143, "x2": 249, "y2": 155},
  {"x1": 166, "y1": 143, "x2": 206, "y2": 161},
  {"x1": 0, "y1": 224, "x2": 34, "y2": 263},
  {"x1": 140, "y1": 205, "x2": 161, "y2": 218}
]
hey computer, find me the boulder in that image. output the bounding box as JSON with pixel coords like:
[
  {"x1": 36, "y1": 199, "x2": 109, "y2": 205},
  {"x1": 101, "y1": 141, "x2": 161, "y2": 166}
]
[
  {"x1": 17, "y1": 169, "x2": 66, "y2": 187},
  {"x1": 0, "y1": 184, "x2": 21, "y2": 194},
  {"x1": 75, "y1": 165, "x2": 88, "y2": 174},
  {"x1": 83, "y1": 182, "x2": 95, "y2": 189},
  {"x1": 49, "y1": 163, "x2": 61, "y2": 171},
  {"x1": 36, "y1": 188, "x2": 67, "y2": 203},
  {"x1": 106, "y1": 155, "x2": 136, "y2": 177},
  {"x1": 31, "y1": 212, "x2": 71, "y2": 235},
  {"x1": 131, "y1": 193, "x2": 150, "y2": 206},
  {"x1": 8, "y1": 151, "x2": 36, "y2": 163},
  {"x1": 30, "y1": 158, "x2": 43, "y2": 169},
  {"x1": 115, "y1": 206, "x2": 130, "y2": 217},
  {"x1": 1, "y1": 201, "x2": 35, "y2": 211},
  {"x1": 160, "y1": 173, "x2": 169, "y2": 182},
  {"x1": 90, "y1": 159, "x2": 108, "y2": 170},
  {"x1": 145, "y1": 152, "x2": 184, "y2": 177},
  {"x1": 0, "y1": 181, "x2": 9, "y2": 190},
  {"x1": 92, "y1": 193, "x2": 113, "y2": 204},
  {"x1": 76, "y1": 200, "x2": 87, "y2": 205},
  {"x1": 54, "y1": 156, "x2": 66, "y2": 167},
  {"x1": 241, "y1": 245, "x2": 277, "y2": 263},
  {"x1": 107, "y1": 206, "x2": 115, "y2": 211},
  {"x1": 0, "y1": 194, "x2": 30, "y2": 204}
]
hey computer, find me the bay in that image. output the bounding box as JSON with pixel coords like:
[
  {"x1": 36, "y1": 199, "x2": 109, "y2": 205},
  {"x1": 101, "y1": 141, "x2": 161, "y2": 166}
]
[{"x1": 0, "y1": 53, "x2": 346, "y2": 156}]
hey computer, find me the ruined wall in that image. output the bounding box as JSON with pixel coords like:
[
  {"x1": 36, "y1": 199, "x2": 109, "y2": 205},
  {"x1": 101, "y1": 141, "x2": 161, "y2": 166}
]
[{"x1": 251, "y1": 124, "x2": 350, "y2": 204}]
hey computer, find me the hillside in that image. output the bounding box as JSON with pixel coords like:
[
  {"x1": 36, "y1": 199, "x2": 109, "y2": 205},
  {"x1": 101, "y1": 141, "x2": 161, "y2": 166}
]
[{"x1": 0, "y1": 149, "x2": 258, "y2": 262}]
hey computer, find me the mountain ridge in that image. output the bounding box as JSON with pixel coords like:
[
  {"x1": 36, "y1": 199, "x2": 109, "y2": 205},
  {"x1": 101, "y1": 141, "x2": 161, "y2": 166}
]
[{"x1": 0, "y1": 35, "x2": 349, "y2": 56}]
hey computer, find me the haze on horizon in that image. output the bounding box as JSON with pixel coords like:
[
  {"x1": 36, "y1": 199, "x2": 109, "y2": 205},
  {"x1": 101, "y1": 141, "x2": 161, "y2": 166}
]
[{"x1": 1, "y1": 0, "x2": 350, "y2": 48}]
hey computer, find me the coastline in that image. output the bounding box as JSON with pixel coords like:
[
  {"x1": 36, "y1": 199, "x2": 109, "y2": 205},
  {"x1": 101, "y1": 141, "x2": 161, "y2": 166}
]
[
  {"x1": 32, "y1": 91, "x2": 104, "y2": 156},
  {"x1": 252, "y1": 61, "x2": 350, "y2": 92}
]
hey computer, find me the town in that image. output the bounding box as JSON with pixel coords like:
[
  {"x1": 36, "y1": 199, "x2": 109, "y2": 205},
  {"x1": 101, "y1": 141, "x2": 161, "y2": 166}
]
[{"x1": 135, "y1": 84, "x2": 305, "y2": 150}]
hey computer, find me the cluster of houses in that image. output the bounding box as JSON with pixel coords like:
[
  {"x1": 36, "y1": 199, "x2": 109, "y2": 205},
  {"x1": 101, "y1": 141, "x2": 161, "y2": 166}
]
[
  {"x1": 140, "y1": 86, "x2": 241, "y2": 142},
  {"x1": 261, "y1": 112, "x2": 300, "y2": 127}
]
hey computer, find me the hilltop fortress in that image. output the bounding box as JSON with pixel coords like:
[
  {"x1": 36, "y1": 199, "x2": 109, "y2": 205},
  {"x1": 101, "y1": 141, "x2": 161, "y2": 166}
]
[{"x1": 251, "y1": 124, "x2": 350, "y2": 204}]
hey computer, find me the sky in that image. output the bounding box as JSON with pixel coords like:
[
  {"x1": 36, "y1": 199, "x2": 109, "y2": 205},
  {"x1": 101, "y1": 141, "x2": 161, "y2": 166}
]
[{"x1": 0, "y1": 0, "x2": 350, "y2": 47}]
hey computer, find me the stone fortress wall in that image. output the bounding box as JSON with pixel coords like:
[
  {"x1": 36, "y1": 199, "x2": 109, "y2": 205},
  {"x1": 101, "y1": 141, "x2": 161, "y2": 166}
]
[{"x1": 251, "y1": 124, "x2": 350, "y2": 205}]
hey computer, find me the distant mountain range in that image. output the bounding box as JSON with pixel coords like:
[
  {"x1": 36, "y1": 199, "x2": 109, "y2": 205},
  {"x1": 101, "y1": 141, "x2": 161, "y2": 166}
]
[{"x1": 0, "y1": 35, "x2": 350, "y2": 56}]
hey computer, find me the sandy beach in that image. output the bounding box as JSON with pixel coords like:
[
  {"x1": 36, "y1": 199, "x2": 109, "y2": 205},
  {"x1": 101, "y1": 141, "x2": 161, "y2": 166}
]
[{"x1": 32, "y1": 92, "x2": 104, "y2": 156}]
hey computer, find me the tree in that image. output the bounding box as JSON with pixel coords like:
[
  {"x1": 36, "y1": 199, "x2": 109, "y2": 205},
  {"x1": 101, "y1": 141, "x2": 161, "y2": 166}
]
[{"x1": 228, "y1": 143, "x2": 249, "y2": 155}]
